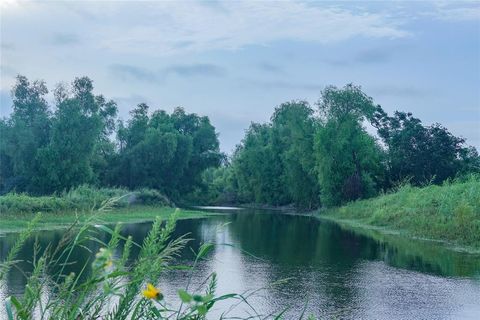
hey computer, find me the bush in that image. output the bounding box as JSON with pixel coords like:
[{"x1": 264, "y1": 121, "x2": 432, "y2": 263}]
[{"x1": 133, "y1": 188, "x2": 173, "y2": 207}]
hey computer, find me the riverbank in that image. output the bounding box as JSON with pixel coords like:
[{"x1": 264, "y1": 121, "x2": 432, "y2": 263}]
[
  {"x1": 0, "y1": 205, "x2": 220, "y2": 234},
  {"x1": 320, "y1": 176, "x2": 480, "y2": 251},
  {"x1": 0, "y1": 185, "x2": 174, "y2": 213}
]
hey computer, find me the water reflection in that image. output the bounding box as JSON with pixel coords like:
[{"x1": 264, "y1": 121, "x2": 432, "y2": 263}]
[{"x1": 1, "y1": 209, "x2": 480, "y2": 319}]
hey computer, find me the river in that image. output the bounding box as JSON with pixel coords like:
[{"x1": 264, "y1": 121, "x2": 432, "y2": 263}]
[{"x1": 1, "y1": 208, "x2": 480, "y2": 319}]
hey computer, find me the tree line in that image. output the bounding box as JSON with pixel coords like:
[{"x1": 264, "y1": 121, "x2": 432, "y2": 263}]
[
  {"x1": 204, "y1": 84, "x2": 479, "y2": 208},
  {"x1": 0, "y1": 75, "x2": 222, "y2": 202},
  {"x1": 1, "y1": 76, "x2": 478, "y2": 208}
]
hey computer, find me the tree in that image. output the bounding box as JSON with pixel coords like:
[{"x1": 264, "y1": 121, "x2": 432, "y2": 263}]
[
  {"x1": 231, "y1": 123, "x2": 288, "y2": 205},
  {"x1": 315, "y1": 117, "x2": 383, "y2": 206},
  {"x1": 372, "y1": 109, "x2": 480, "y2": 186},
  {"x1": 34, "y1": 77, "x2": 113, "y2": 193},
  {"x1": 111, "y1": 105, "x2": 221, "y2": 200},
  {"x1": 315, "y1": 84, "x2": 384, "y2": 206},
  {"x1": 271, "y1": 101, "x2": 320, "y2": 209},
  {"x1": 0, "y1": 75, "x2": 51, "y2": 193}
]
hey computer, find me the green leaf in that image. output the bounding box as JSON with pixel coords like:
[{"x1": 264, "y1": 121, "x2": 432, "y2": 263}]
[
  {"x1": 211, "y1": 293, "x2": 237, "y2": 302},
  {"x1": 197, "y1": 304, "x2": 207, "y2": 315},
  {"x1": 150, "y1": 307, "x2": 161, "y2": 317},
  {"x1": 9, "y1": 296, "x2": 23, "y2": 311},
  {"x1": 106, "y1": 270, "x2": 130, "y2": 279},
  {"x1": 178, "y1": 289, "x2": 192, "y2": 303},
  {"x1": 197, "y1": 243, "x2": 214, "y2": 260}
]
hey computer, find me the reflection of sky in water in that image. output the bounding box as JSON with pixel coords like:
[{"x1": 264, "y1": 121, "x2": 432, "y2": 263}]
[{"x1": 1, "y1": 211, "x2": 480, "y2": 319}]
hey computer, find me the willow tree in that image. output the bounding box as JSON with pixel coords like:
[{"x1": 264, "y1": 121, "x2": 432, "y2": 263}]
[
  {"x1": 271, "y1": 101, "x2": 320, "y2": 209},
  {"x1": 315, "y1": 84, "x2": 384, "y2": 206}
]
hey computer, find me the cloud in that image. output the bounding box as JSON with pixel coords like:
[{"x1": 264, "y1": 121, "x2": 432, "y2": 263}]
[
  {"x1": 162, "y1": 64, "x2": 226, "y2": 77},
  {"x1": 257, "y1": 62, "x2": 284, "y2": 74},
  {"x1": 109, "y1": 64, "x2": 158, "y2": 82},
  {"x1": 24, "y1": 1, "x2": 406, "y2": 56},
  {"x1": 51, "y1": 33, "x2": 80, "y2": 45},
  {"x1": 369, "y1": 85, "x2": 428, "y2": 98},
  {"x1": 109, "y1": 63, "x2": 225, "y2": 83},
  {"x1": 429, "y1": 2, "x2": 480, "y2": 21},
  {"x1": 242, "y1": 79, "x2": 322, "y2": 92},
  {"x1": 323, "y1": 58, "x2": 350, "y2": 67},
  {"x1": 355, "y1": 48, "x2": 393, "y2": 64},
  {"x1": 323, "y1": 47, "x2": 397, "y2": 67}
]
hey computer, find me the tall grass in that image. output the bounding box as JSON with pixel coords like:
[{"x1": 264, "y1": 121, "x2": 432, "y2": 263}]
[
  {"x1": 0, "y1": 185, "x2": 173, "y2": 214},
  {"x1": 323, "y1": 175, "x2": 480, "y2": 248}
]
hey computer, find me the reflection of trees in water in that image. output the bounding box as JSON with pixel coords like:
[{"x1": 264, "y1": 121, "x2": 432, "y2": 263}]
[
  {"x1": 226, "y1": 211, "x2": 480, "y2": 277},
  {"x1": 2, "y1": 212, "x2": 480, "y2": 317},
  {"x1": 224, "y1": 211, "x2": 363, "y2": 317},
  {"x1": 0, "y1": 218, "x2": 221, "y2": 297},
  {"x1": 223, "y1": 210, "x2": 480, "y2": 317},
  {"x1": 331, "y1": 222, "x2": 480, "y2": 277},
  {"x1": 0, "y1": 227, "x2": 107, "y2": 296}
]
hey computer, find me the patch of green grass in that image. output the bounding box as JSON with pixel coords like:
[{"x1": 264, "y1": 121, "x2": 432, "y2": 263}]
[
  {"x1": 321, "y1": 175, "x2": 480, "y2": 249},
  {"x1": 0, "y1": 206, "x2": 219, "y2": 234},
  {"x1": 0, "y1": 185, "x2": 173, "y2": 214}
]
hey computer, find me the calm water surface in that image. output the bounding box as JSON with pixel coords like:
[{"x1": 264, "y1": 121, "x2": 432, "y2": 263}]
[{"x1": 1, "y1": 208, "x2": 480, "y2": 319}]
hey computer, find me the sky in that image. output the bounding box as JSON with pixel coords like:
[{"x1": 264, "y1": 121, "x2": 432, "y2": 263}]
[{"x1": 1, "y1": 0, "x2": 479, "y2": 153}]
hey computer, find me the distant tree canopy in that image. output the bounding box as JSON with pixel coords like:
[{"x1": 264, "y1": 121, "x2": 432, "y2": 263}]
[
  {"x1": 208, "y1": 84, "x2": 479, "y2": 208},
  {"x1": 371, "y1": 108, "x2": 479, "y2": 186},
  {"x1": 110, "y1": 104, "x2": 221, "y2": 199},
  {"x1": 230, "y1": 101, "x2": 320, "y2": 208},
  {"x1": 1, "y1": 76, "x2": 478, "y2": 208},
  {"x1": 0, "y1": 75, "x2": 221, "y2": 201}
]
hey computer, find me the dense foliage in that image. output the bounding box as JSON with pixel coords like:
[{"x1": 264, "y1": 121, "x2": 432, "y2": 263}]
[
  {"x1": 0, "y1": 76, "x2": 222, "y2": 202},
  {"x1": 208, "y1": 84, "x2": 479, "y2": 208},
  {"x1": 1, "y1": 76, "x2": 478, "y2": 209}
]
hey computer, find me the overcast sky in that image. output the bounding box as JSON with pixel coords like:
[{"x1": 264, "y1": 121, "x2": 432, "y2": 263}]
[{"x1": 1, "y1": 0, "x2": 479, "y2": 153}]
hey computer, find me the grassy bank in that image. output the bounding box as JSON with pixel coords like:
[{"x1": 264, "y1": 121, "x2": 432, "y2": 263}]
[
  {"x1": 321, "y1": 175, "x2": 480, "y2": 250},
  {"x1": 0, "y1": 186, "x2": 218, "y2": 233},
  {"x1": 0, "y1": 205, "x2": 219, "y2": 233},
  {"x1": 0, "y1": 185, "x2": 173, "y2": 214}
]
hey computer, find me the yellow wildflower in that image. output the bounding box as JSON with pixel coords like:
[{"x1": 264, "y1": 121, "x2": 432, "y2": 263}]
[{"x1": 142, "y1": 283, "x2": 163, "y2": 300}]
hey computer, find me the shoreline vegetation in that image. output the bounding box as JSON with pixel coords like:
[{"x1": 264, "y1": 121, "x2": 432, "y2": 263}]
[
  {"x1": 0, "y1": 206, "x2": 218, "y2": 234},
  {"x1": 319, "y1": 176, "x2": 480, "y2": 251},
  {"x1": 0, "y1": 185, "x2": 217, "y2": 233},
  {"x1": 2, "y1": 177, "x2": 479, "y2": 253}
]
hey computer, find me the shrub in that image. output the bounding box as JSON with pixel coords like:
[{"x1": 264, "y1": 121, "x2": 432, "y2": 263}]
[{"x1": 133, "y1": 188, "x2": 173, "y2": 207}]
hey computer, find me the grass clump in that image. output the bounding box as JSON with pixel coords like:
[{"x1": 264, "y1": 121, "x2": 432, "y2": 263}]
[
  {"x1": 0, "y1": 185, "x2": 172, "y2": 214},
  {"x1": 323, "y1": 175, "x2": 480, "y2": 249}
]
